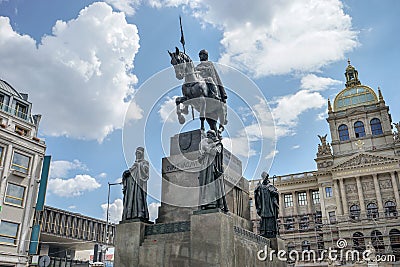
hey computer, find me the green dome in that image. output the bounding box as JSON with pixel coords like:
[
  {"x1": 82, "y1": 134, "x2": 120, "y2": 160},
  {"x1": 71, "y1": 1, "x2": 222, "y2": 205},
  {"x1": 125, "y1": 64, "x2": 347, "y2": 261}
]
[{"x1": 334, "y1": 85, "x2": 378, "y2": 111}]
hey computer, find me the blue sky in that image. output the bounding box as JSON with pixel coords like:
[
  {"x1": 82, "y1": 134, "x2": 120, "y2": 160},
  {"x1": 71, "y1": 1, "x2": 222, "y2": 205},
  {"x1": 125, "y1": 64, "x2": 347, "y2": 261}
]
[{"x1": 0, "y1": 0, "x2": 399, "y2": 222}]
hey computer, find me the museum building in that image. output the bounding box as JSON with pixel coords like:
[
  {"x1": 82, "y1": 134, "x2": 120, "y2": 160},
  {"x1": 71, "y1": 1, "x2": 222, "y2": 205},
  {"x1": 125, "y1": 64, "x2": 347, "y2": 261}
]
[
  {"x1": 0, "y1": 80, "x2": 46, "y2": 266},
  {"x1": 250, "y1": 61, "x2": 400, "y2": 264}
]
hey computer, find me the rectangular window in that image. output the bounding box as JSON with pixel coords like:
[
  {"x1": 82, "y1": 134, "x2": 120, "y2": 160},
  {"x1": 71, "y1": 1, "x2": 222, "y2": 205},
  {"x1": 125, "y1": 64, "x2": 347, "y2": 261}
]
[
  {"x1": 329, "y1": 211, "x2": 336, "y2": 224},
  {"x1": 284, "y1": 194, "x2": 293, "y2": 207},
  {"x1": 14, "y1": 102, "x2": 28, "y2": 120},
  {"x1": 11, "y1": 152, "x2": 30, "y2": 174},
  {"x1": 0, "y1": 94, "x2": 4, "y2": 110},
  {"x1": 325, "y1": 187, "x2": 333, "y2": 198},
  {"x1": 312, "y1": 190, "x2": 320, "y2": 204},
  {"x1": 0, "y1": 146, "x2": 3, "y2": 166},
  {"x1": 284, "y1": 217, "x2": 295, "y2": 231},
  {"x1": 4, "y1": 183, "x2": 25, "y2": 207},
  {"x1": 0, "y1": 221, "x2": 19, "y2": 244},
  {"x1": 299, "y1": 215, "x2": 309, "y2": 230},
  {"x1": 298, "y1": 192, "x2": 307, "y2": 206}
]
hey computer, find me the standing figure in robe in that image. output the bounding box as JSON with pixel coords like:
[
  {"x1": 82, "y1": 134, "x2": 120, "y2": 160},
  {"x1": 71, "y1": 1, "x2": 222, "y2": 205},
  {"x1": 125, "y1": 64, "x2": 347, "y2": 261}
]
[
  {"x1": 255, "y1": 172, "x2": 279, "y2": 238},
  {"x1": 122, "y1": 147, "x2": 149, "y2": 221}
]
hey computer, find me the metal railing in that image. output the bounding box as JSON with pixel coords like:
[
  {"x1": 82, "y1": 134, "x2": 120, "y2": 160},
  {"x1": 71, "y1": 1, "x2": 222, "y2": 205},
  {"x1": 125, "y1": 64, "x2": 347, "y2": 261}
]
[
  {"x1": 0, "y1": 103, "x2": 29, "y2": 121},
  {"x1": 40, "y1": 206, "x2": 115, "y2": 246}
]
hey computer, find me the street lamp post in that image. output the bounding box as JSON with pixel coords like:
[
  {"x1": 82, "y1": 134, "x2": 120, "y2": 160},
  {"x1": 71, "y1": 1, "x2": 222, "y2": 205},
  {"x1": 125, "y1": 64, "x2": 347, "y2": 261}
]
[{"x1": 105, "y1": 182, "x2": 122, "y2": 244}]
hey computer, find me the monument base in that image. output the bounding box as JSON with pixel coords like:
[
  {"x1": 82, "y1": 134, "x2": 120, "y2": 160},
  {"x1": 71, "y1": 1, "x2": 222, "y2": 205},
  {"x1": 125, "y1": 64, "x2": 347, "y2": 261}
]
[{"x1": 114, "y1": 212, "x2": 286, "y2": 267}]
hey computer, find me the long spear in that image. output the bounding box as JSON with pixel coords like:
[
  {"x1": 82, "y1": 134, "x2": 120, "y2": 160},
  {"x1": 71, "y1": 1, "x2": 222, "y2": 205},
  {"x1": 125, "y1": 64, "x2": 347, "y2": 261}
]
[
  {"x1": 179, "y1": 16, "x2": 194, "y2": 120},
  {"x1": 179, "y1": 16, "x2": 186, "y2": 54}
]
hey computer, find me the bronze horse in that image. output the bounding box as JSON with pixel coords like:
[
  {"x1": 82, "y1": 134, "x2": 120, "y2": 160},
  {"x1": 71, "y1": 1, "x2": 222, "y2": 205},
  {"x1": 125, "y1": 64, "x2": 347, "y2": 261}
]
[{"x1": 168, "y1": 47, "x2": 227, "y2": 137}]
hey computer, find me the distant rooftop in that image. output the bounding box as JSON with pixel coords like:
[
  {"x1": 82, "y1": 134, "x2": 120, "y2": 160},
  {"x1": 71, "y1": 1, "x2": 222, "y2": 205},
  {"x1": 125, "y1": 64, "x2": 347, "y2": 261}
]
[{"x1": 0, "y1": 79, "x2": 27, "y2": 101}]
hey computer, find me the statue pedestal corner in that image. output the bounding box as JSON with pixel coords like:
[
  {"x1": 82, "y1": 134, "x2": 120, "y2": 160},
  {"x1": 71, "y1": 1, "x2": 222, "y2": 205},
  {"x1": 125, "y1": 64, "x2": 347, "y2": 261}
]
[
  {"x1": 114, "y1": 220, "x2": 151, "y2": 267},
  {"x1": 190, "y1": 211, "x2": 234, "y2": 267}
]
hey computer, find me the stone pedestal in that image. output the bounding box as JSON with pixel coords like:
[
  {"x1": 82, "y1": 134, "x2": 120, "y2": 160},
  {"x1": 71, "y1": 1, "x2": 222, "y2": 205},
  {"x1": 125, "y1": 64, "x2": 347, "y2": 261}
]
[
  {"x1": 269, "y1": 237, "x2": 285, "y2": 251},
  {"x1": 158, "y1": 129, "x2": 250, "y2": 229},
  {"x1": 114, "y1": 221, "x2": 147, "y2": 267},
  {"x1": 190, "y1": 211, "x2": 234, "y2": 266},
  {"x1": 114, "y1": 130, "x2": 286, "y2": 266}
]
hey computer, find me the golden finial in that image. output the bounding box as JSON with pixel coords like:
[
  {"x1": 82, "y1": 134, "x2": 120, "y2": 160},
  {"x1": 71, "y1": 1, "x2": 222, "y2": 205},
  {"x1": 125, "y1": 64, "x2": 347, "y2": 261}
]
[
  {"x1": 328, "y1": 98, "x2": 332, "y2": 113},
  {"x1": 378, "y1": 86, "x2": 384, "y2": 103}
]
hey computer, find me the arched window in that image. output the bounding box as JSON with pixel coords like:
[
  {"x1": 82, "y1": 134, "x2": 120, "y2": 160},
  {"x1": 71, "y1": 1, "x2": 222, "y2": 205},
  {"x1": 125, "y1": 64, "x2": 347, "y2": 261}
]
[
  {"x1": 370, "y1": 118, "x2": 383, "y2": 135},
  {"x1": 354, "y1": 121, "x2": 366, "y2": 138},
  {"x1": 390, "y1": 229, "x2": 400, "y2": 261},
  {"x1": 385, "y1": 201, "x2": 397, "y2": 217},
  {"x1": 338, "y1": 124, "x2": 350, "y2": 141},
  {"x1": 371, "y1": 230, "x2": 385, "y2": 253},
  {"x1": 367, "y1": 203, "x2": 378, "y2": 219},
  {"x1": 353, "y1": 232, "x2": 365, "y2": 252},
  {"x1": 302, "y1": 240, "x2": 311, "y2": 251},
  {"x1": 350, "y1": 204, "x2": 361, "y2": 220}
]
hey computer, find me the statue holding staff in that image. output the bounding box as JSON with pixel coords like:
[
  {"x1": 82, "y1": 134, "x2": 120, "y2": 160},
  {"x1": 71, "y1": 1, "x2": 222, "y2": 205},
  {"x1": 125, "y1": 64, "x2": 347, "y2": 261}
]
[
  {"x1": 254, "y1": 172, "x2": 279, "y2": 238},
  {"x1": 198, "y1": 130, "x2": 228, "y2": 212},
  {"x1": 122, "y1": 147, "x2": 149, "y2": 221}
]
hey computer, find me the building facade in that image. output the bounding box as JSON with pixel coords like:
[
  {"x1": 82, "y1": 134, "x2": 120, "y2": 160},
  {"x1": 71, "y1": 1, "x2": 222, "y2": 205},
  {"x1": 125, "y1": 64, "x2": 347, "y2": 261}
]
[
  {"x1": 250, "y1": 61, "x2": 400, "y2": 265},
  {"x1": 0, "y1": 80, "x2": 46, "y2": 266}
]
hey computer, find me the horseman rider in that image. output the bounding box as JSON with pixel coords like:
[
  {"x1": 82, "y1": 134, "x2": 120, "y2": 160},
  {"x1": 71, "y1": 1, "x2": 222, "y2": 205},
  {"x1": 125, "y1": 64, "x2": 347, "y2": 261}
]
[
  {"x1": 195, "y1": 50, "x2": 228, "y2": 135},
  {"x1": 195, "y1": 49, "x2": 228, "y2": 103}
]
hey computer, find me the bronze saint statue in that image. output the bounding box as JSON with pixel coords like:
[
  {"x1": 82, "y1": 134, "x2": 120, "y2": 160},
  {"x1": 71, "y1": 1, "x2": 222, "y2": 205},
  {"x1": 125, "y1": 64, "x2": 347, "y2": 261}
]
[
  {"x1": 122, "y1": 147, "x2": 149, "y2": 221},
  {"x1": 254, "y1": 172, "x2": 279, "y2": 238},
  {"x1": 198, "y1": 130, "x2": 228, "y2": 212}
]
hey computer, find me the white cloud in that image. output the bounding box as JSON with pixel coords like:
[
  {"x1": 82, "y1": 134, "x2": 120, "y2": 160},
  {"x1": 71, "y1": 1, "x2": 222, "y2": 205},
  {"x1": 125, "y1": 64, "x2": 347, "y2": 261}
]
[
  {"x1": 48, "y1": 175, "x2": 101, "y2": 197},
  {"x1": 222, "y1": 136, "x2": 256, "y2": 158},
  {"x1": 101, "y1": 198, "x2": 123, "y2": 223},
  {"x1": 292, "y1": 145, "x2": 300, "y2": 149},
  {"x1": 68, "y1": 205, "x2": 77, "y2": 209},
  {"x1": 104, "y1": 0, "x2": 140, "y2": 15},
  {"x1": 223, "y1": 91, "x2": 325, "y2": 156},
  {"x1": 317, "y1": 112, "x2": 327, "y2": 121},
  {"x1": 272, "y1": 90, "x2": 326, "y2": 128},
  {"x1": 50, "y1": 159, "x2": 87, "y2": 179},
  {"x1": 100, "y1": 200, "x2": 159, "y2": 223},
  {"x1": 0, "y1": 2, "x2": 142, "y2": 142},
  {"x1": 148, "y1": 202, "x2": 161, "y2": 222},
  {"x1": 300, "y1": 74, "x2": 342, "y2": 91},
  {"x1": 159, "y1": 96, "x2": 178, "y2": 123},
  {"x1": 265, "y1": 149, "x2": 278, "y2": 160},
  {"x1": 98, "y1": 172, "x2": 107, "y2": 179},
  {"x1": 149, "y1": 0, "x2": 359, "y2": 77}
]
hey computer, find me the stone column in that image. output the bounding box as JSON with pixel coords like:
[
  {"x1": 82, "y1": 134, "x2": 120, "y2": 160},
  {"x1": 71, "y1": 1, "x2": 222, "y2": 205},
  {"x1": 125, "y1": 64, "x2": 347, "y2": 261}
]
[
  {"x1": 279, "y1": 193, "x2": 285, "y2": 217},
  {"x1": 390, "y1": 172, "x2": 400, "y2": 211},
  {"x1": 339, "y1": 179, "x2": 348, "y2": 215},
  {"x1": 292, "y1": 191, "x2": 298, "y2": 216},
  {"x1": 319, "y1": 186, "x2": 327, "y2": 222},
  {"x1": 306, "y1": 190, "x2": 313, "y2": 214},
  {"x1": 356, "y1": 176, "x2": 366, "y2": 217},
  {"x1": 372, "y1": 174, "x2": 384, "y2": 216},
  {"x1": 333, "y1": 180, "x2": 343, "y2": 215}
]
